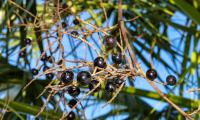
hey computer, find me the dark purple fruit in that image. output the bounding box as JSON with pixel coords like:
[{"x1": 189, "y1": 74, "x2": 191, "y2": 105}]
[
  {"x1": 146, "y1": 69, "x2": 157, "y2": 81},
  {"x1": 66, "y1": 111, "x2": 75, "y2": 120},
  {"x1": 31, "y1": 68, "x2": 39, "y2": 75},
  {"x1": 89, "y1": 80, "x2": 100, "y2": 92},
  {"x1": 112, "y1": 53, "x2": 123, "y2": 64},
  {"x1": 24, "y1": 38, "x2": 32, "y2": 45},
  {"x1": 71, "y1": 31, "x2": 79, "y2": 37},
  {"x1": 61, "y1": 71, "x2": 74, "y2": 84},
  {"x1": 67, "y1": 86, "x2": 80, "y2": 97},
  {"x1": 104, "y1": 36, "x2": 116, "y2": 48},
  {"x1": 62, "y1": 3, "x2": 68, "y2": 10},
  {"x1": 68, "y1": 99, "x2": 77, "y2": 108},
  {"x1": 77, "y1": 71, "x2": 91, "y2": 85},
  {"x1": 57, "y1": 59, "x2": 63, "y2": 65},
  {"x1": 114, "y1": 78, "x2": 124, "y2": 88},
  {"x1": 43, "y1": 66, "x2": 50, "y2": 72},
  {"x1": 62, "y1": 22, "x2": 67, "y2": 28},
  {"x1": 19, "y1": 50, "x2": 26, "y2": 58},
  {"x1": 94, "y1": 57, "x2": 106, "y2": 68},
  {"x1": 73, "y1": 19, "x2": 79, "y2": 25},
  {"x1": 41, "y1": 53, "x2": 48, "y2": 61},
  {"x1": 47, "y1": 56, "x2": 55, "y2": 63},
  {"x1": 46, "y1": 73, "x2": 54, "y2": 80},
  {"x1": 166, "y1": 75, "x2": 176, "y2": 86},
  {"x1": 105, "y1": 82, "x2": 115, "y2": 92}
]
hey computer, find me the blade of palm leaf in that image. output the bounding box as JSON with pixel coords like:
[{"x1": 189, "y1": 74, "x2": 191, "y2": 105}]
[
  {"x1": 122, "y1": 87, "x2": 199, "y2": 109},
  {"x1": 0, "y1": 99, "x2": 61, "y2": 119},
  {"x1": 145, "y1": 14, "x2": 197, "y2": 34},
  {"x1": 170, "y1": 0, "x2": 200, "y2": 24},
  {"x1": 179, "y1": 32, "x2": 192, "y2": 96},
  {"x1": 0, "y1": 101, "x2": 25, "y2": 120}
]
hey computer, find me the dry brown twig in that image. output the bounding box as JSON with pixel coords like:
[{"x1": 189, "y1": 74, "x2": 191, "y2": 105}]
[
  {"x1": 8, "y1": 1, "x2": 196, "y2": 119},
  {"x1": 117, "y1": 0, "x2": 193, "y2": 119}
]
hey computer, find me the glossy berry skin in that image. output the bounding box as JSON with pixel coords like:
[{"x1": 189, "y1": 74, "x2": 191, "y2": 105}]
[
  {"x1": 105, "y1": 82, "x2": 115, "y2": 92},
  {"x1": 67, "y1": 86, "x2": 80, "y2": 97},
  {"x1": 146, "y1": 69, "x2": 157, "y2": 81},
  {"x1": 31, "y1": 68, "x2": 39, "y2": 75},
  {"x1": 43, "y1": 66, "x2": 50, "y2": 72},
  {"x1": 66, "y1": 111, "x2": 75, "y2": 120},
  {"x1": 61, "y1": 71, "x2": 74, "y2": 84},
  {"x1": 71, "y1": 31, "x2": 79, "y2": 37},
  {"x1": 112, "y1": 53, "x2": 123, "y2": 64},
  {"x1": 114, "y1": 78, "x2": 124, "y2": 88},
  {"x1": 166, "y1": 75, "x2": 176, "y2": 86},
  {"x1": 68, "y1": 99, "x2": 77, "y2": 108},
  {"x1": 77, "y1": 71, "x2": 91, "y2": 85},
  {"x1": 73, "y1": 19, "x2": 79, "y2": 25},
  {"x1": 94, "y1": 57, "x2": 106, "y2": 68},
  {"x1": 89, "y1": 80, "x2": 100, "y2": 92},
  {"x1": 41, "y1": 53, "x2": 48, "y2": 61},
  {"x1": 104, "y1": 36, "x2": 116, "y2": 48},
  {"x1": 24, "y1": 38, "x2": 32, "y2": 45},
  {"x1": 46, "y1": 73, "x2": 54, "y2": 80},
  {"x1": 19, "y1": 50, "x2": 26, "y2": 58}
]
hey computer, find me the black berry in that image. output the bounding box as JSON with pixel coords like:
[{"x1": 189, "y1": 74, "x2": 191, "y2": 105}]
[
  {"x1": 67, "y1": 86, "x2": 80, "y2": 97},
  {"x1": 57, "y1": 59, "x2": 63, "y2": 65},
  {"x1": 61, "y1": 71, "x2": 74, "y2": 84},
  {"x1": 94, "y1": 57, "x2": 106, "y2": 68},
  {"x1": 62, "y1": 22, "x2": 67, "y2": 28},
  {"x1": 71, "y1": 31, "x2": 79, "y2": 37},
  {"x1": 146, "y1": 69, "x2": 157, "y2": 81},
  {"x1": 112, "y1": 53, "x2": 123, "y2": 64},
  {"x1": 89, "y1": 80, "x2": 100, "y2": 92},
  {"x1": 77, "y1": 71, "x2": 91, "y2": 85},
  {"x1": 73, "y1": 19, "x2": 79, "y2": 25},
  {"x1": 166, "y1": 75, "x2": 176, "y2": 86},
  {"x1": 24, "y1": 38, "x2": 32, "y2": 45},
  {"x1": 31, "y1": 68, "x2": 39, "y2": 75},
  {"x1": 47, "y1": 56, "x2": 55, "y2": 63},
  {"x1": 46, "y1": 73, "x2": 54, "y2": 80},
  {"x1": 114, "y1": 78, "x2": 124, "y2": 88},
  {"x1": 104, "y1": 36, "x2": 116, "y2": 48},
  {"x1": 19, "y1": 50, "x2": 26, "y2": 58},
  {"x1": 68, "y1": 99, "x2": 77, "y2": 108},
  {"x1": 62, "y1": 3, "x2": 68, "y2": 10},
  {"x1": 43, "y1": 66, "x2": 50, "y2": 72},
  {"x1": 66, "y1": 111, "x2": 75, "y2": 120},
  {"x1": 105, "y1": 82, "x2": 115, "y2": 92},
  {"x1": 41, "y1": 53, "x2": 48, "y2": 61}
]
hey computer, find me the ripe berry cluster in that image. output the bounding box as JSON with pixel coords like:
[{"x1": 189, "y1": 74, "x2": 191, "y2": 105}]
[
  {"x1": 146, "y1": 69, "x2": 177, "y2": 86},
  {"x1": 19, "y1": 38, "x2": 32, "y2": 58}
]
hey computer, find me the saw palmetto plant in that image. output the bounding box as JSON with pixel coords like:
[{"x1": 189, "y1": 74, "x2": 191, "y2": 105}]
[{"x1": 0, "y1": 0, "x2": 200, "y2": 120}]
